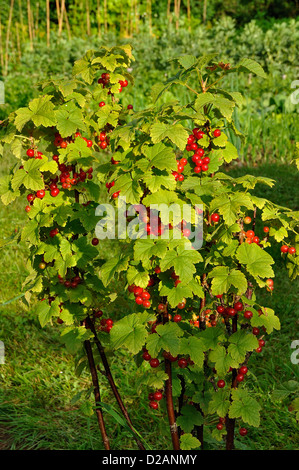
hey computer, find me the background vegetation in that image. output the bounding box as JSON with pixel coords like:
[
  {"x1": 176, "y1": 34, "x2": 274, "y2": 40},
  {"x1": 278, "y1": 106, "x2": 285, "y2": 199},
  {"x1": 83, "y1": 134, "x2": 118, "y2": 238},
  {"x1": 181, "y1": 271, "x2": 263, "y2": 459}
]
[{"x1": 0, "y1": 0, "x2": 298, "y2": 451}]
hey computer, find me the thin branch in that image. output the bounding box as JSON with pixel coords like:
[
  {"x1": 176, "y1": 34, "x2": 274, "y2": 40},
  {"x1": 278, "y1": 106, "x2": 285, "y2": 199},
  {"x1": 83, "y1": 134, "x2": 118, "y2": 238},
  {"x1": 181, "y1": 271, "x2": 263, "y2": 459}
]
[{"x1": 84, "y1": 339, "x2": 110, "y2": 450}]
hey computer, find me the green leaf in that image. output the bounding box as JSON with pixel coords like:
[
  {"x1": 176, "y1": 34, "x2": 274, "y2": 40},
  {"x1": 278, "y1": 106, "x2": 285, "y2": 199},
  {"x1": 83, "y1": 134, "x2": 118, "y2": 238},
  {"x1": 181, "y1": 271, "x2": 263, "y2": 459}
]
[
  {"x1": 229, "y1": 388, "x2": 261, "y2": 427},
  {"x1": 236, "y1": 58, "x2": 267, "y2": 79},
  {"x1": 210, "y1": 192, "x2": 254, "y2": 226},
  {"x1": 12, "y1": 159, "x2": 44, "y2": 191},
  {"x1": 0, "y1": 175, "x2": 20, "y2": 205},
  {"x1": 36, "y1": 298, "x2": 60, "y2": 327},
  {"x1": 15, "y1": 95, "x2": 56, "y2": 131},
  {"x1": 180, "y1": 337, "x2": 205, "y2": 367},
  {"x1": 140, "y1": 142, "x2": 177, "y2": 172},
  {"x1": 178, "y1": 55, "x2": 197, "y2": 70},
  {"x1": 209, "y1": 345, "x2": 238, "y2": 376},
  {"x1": 100, "y1": 255, "x2": 130, "y2": 287},
  {"x1": 228, "y1": 330, "x2": 259, "y2": 363},
  {"x1": 198, "y1": 327, "x2": 225, "y2": 350},
  {"x1": 250, "y1": 307, "x2": 280, "y2": 334},
  {"x1": 236, "y1": 243, "x2": 275, "y2": 280},
  {"x1": 150, "y1": 123, "x2": 189, "y2": 151},
  {"x1": 180, "y1": 434, "x2": 201, "y2": 450},
  {"x1": 21, "y1": 219, "x2": 39, "y2": 245},
  {"x1": 146, "y1": 322, "x2": 184, "y2": 358},
  {"x1": 159, "y1": 282, "x2": 193, "y2": 308},
  {"x1": 160, "y1": 248, "x2": 202, "y2": 283},
  {"x1": 110, "y1": 313, "x2": 152, "y2": 354},
  {"x1": 55, "y1": 106, "x2": 85, "y2": 138},
  {"x1": 60, "y1": 326, "x2": 93, "y2": 354},
  {"x1": 112, "y1": 174, "x2": 143, "y2": 205},
  {"x1": 209, "y1": 266, "x2": 248, "y2": 296},
  {"x1": 177, "y1": 405, "x2": 204, "y2": 433},
  {"x1": 208, "y1": 389, "x2": 231, "y2": 417}
]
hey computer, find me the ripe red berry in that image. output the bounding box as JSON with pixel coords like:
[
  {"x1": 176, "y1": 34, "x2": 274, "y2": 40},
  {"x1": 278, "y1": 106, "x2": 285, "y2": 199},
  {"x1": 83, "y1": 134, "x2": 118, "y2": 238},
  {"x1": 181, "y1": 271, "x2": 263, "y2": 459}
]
[
  {"x1": 127, "y1": 104, "x2": 133, "y2": 110},
  {"x1": 91, "y1": 237, "x2": 99, "y2": 246},
  {"x1": 149, "y1": 401, "x2": 158, "y2": 410},
  {"x1": 217, "y1": 379, "x2": 225, "y2": 388},
  {"x1": 153, "y1": 391, "x2": 163, "y2": 401},
  {"x1": 142, "y1": 291, "x2": 151, "y2": 300},
  {"x1": 255, "y1": 346, "x2": 262, "y2": 353},
  {"x1": 135, "y1": 296, "x2": 143, "y2": 305},
  {"x1": 227, "y1": 307, "x2": 237, "y2": 317},
  {"x1": 234, "y1": 301, "x2": 243, "y2": 311},
  {"x1": 201, "y1": 163, "x2": 209, "y2": 172},
  {"x1": 177, "y1": 174, "x2": 184, "y2": 182},
  {"x1": 100, "y1": 141, "x2": 108, "y2": 150},
  {"x1": 36, "y1": 189, "x2": 45, "y2": 199},
  {"x1": 49, "y1": 228, "x2": 58, "y2": 238},
  {"x1": 178, "y1": 358, "x2": 188, "y2": 369},
  {"x1": 143, "y1": 300, "x2": 151, "y2": 308},
  {"x1": 259, "y1": 339, "x2": 265, "y2": 347},
  {"x1": 94, "y1": 310, "x2": 103, "y2": 318},
  {"x1": 154, "y1": 266, "x2": 161, "y2": 274},
  {"x1": 26, "y1": 148, "x2": 35, "y2": 157},
  {"x1": 280, "y1": 245, "x2": 289, "y2": 253},
  {"x1": 211, "y1": 213, "x2": 220, "y2": 223},
  {"x1": 25, "y1": 205, "x2": 31, "y2": 213},
  {"x1": 216, "y1": 423, "x2": 223, "y2": 431},
  {"x1": 244, "y1": 310, "x2": 253, "y2": 319},
  {"x1": 252, "y1": 327, "x2": 260, "y2": 336},
  {"x1": 239, "y1": 427, "x2": 248, "y2": 436},
  {"x1": 217, "y1": 305, "x2": 225, "y2": 314},
  {"x1": 99, "y1": 101, "x2": 106, "y2": 107},
  {"x1": 236, "y1": 374, "x2": 244, "y2": 383},
  {"x1": 173, "y1": 314, "x2": 182, "y2": 323},
  {"x1": 213, "y1": 129, "x2": 221, "y2": 137},
  {"x1": 288, "y1": 246, "x2": 296, "y2": 255},
  {"x1": 50, "y1": 188, "x2": 60, "y2": 197},
  {"x1": 239, "y1": 366, "x2": 248, "y2": 375},
  {"x1": 142, "y1": 351, "x2": 151, "y2": 361},
  {"x1": 27, "y1": 193, "x2": 34, "y2": 202},
  {"x1": 263, "y1": 226, "x2": 270, "y2": 233},
  {"x1": 150, "y1": 358, "x2": 160, "y2": 368}
]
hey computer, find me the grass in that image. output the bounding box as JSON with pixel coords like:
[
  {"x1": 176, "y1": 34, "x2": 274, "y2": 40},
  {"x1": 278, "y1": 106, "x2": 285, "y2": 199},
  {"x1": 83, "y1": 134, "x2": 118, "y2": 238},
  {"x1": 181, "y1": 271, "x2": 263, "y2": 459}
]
[{"x1": 0, "y1": 162, "x2": 298, "y2": 450}]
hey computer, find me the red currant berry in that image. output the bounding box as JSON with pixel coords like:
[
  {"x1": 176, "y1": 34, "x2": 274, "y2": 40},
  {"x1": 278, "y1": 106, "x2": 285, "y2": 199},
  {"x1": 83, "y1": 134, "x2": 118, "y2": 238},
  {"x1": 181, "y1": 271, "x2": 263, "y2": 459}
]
[
  {"x1": 239, "y1": 427, "x2": 248, "y2": 436},
  {"x1": 150, "y1": 358, "x2": 160, "y2": 368},
  {"x1": 178, "y1": 358, "x2": 188, "y2": 369},
  {"x1": 217, "y1": 380, "x2": 225, "y2": 388},
  {"x1": 244, "y1": 310, "x2": 253, "y2": 319},
  {"x1": 211, "y1": 213, "x2": 220, "y2": 223}
]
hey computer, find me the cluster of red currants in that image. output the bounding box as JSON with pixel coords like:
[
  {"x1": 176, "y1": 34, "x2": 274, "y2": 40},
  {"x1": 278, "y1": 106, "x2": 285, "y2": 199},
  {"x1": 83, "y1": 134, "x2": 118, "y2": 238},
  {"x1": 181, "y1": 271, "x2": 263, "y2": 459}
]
[
  {"x1": 105, "y1": 180, "x2": 120, "y2": 200},
  {"x1": 128, "y1": 284, "x2": 151, "y2": 309},
  {"x1": 97, "y1": 317, "x2": 114, "y2": 333},
  {"x1": 216, "y1": 301, "x2": 254, "y2": 320},
  {"x1": 26, "y1": 148, "x2": 44, "y2": 159},
  {"x1": 148, "y1": 390, "x2": 163, "y2": 410},
  {"x1": 97, "y1": 131, "x2": 110, "y2": 150},
  {"x1": 57, "y1": 273, "x2": 82, "y2": 290},
  {"x1": 172, "y1": 158, "x2": 187, "y2": 182},
  {"x1": 281, "y1": 244, "x2": 296, "y2": 255}
]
